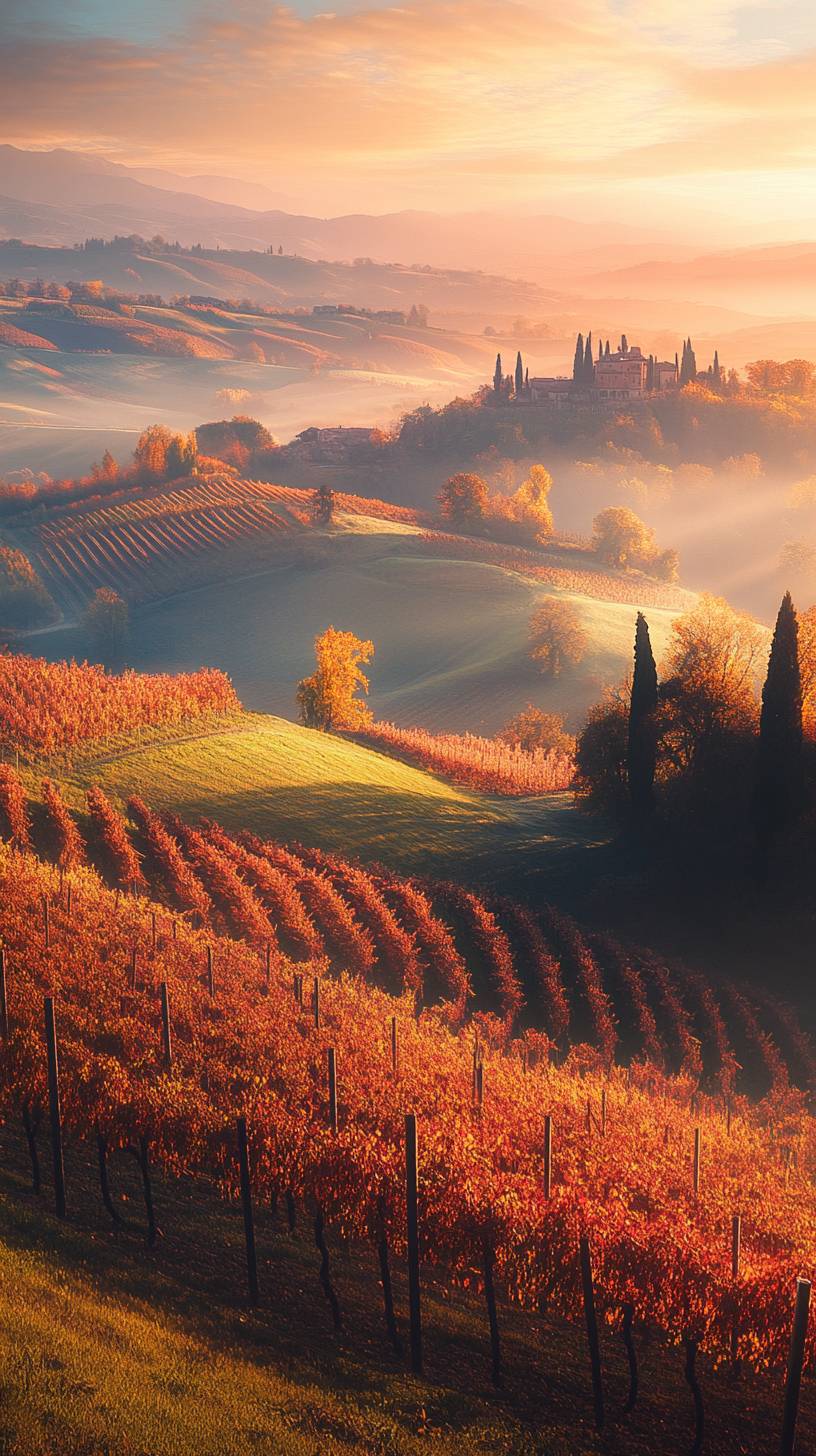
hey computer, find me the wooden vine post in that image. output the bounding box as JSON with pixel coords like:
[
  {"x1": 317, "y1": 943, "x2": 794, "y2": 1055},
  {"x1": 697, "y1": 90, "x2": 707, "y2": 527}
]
[
  {"x1": 405, "y1": 1112, "x2": 423, "y2": 1374},
  {"x1": 780, "y1": 1277, "x2": 812, "y2": 1456},
  {"x1": 327, "y1": 1048, "x2": 338, "y2": 1134},
  {"x1": 544, "y1": 1114, "x2": 553, "y2": 1200},
  {"x1": 44, "y1": 996, "x2": 66, "y2": 1219},
  {"x1": 579, "y1": 1235, "x2": 604, "y2": 1431},
  {"x1": 236, "y1": 1116, "x2": 259, "y2": 1307},
  {"x1": 160, "y1": 981, "x2": 173, "y2": 1072}
]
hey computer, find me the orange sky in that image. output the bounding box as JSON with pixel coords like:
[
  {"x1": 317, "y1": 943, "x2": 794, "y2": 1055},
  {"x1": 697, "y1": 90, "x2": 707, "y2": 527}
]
[{"x1": 3, "y1": 0, "x2": 816, "y2": 228}]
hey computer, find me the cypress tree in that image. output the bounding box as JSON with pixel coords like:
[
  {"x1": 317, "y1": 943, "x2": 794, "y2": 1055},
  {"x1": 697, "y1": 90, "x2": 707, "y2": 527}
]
[
  {"x1": 627, "y1": 612, "x2": 659, "y2": 818},
  {"x1": 584, "y1": 332, "x2": 594, "y2": 383},
  {"x1": 524, "y1": 366, "x2": 529, "y2": 389},
  {"x1": 753, "y1": 592, "x2": 803, "y2": 855},
  {"x1": 605, "y1": 340, "x2": 611, "y2": 357},
  {"x1": 515, "y1": 351, "x2": 524, "y2": 395},
  {"x1": 573, "y1": 333, "x2": 584, "y2": 383},
  {"x1": 493, "y1": 353, "x2": 503, "y2": 394}
]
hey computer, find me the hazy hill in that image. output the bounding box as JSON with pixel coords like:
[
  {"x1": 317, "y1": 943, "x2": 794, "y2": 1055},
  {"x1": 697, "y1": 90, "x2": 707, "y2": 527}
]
[
  {"x1": 25, "y1": 485, "x2": 687, "y2": 737},
  {"x1": 0, "y1": 147, "x2": 705, "y2": 279},
  {"x1": 587, "y1": 242, "x2": 816, "y2": 316}
]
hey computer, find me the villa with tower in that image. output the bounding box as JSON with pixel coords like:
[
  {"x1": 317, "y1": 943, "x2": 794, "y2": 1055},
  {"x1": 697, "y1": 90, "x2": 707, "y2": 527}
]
[{"x1": 491, "y1": 332, "x2": 718, "y2": 409}]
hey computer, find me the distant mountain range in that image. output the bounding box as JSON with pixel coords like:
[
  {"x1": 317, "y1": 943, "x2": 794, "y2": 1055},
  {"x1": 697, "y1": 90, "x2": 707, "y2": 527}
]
[{"x1": 0, "y1": 147, "x2": 691, "y2": 279}]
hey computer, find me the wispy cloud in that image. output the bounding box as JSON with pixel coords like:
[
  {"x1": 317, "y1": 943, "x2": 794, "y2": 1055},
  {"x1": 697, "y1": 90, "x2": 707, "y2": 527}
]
[{"x1": 1, "y1": 0, "x2": 814, "y2": 214}]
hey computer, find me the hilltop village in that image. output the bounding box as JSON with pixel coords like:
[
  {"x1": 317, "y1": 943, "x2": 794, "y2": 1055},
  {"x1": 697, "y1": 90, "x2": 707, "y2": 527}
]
[{"x1": 497, "y1": 333, "x2": 720, "y2": 407}]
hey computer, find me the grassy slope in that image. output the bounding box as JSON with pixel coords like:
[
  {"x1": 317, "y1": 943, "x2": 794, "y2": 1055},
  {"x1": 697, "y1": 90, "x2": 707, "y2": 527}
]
[
  {"x1": 41, "y1": 713, "x2": 593, "y2": 883},
  {"x1": 0, "y1": 1135, "x2": 802, "y2": 1456}
]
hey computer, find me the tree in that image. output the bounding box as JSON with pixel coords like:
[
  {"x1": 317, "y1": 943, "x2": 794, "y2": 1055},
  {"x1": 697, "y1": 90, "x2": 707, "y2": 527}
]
[
  {"x1": 296, "y1": 626, "x2": 374, "y2": 731},
  {"x1": 514, "y1": 351, "x2": 524, "y2": 395},
  {"x1": 583, "y1": 332, "x2": 594, "y2": 384},
  {"x1": 680, "y1": 337, "x2": 697, "y2": 385},
  {"x1": 572, "y1": 333, "x2": 584, "y2": 383},
  {"x1": 575, "y1": 688, "x2": 630, "y2": 812},
  {"x1": 165, "y1": 431, "x2": 198, "y2": 477},
  {"x1": 498, "y1": 705, "x2": 574, "y2": 757},
  {"x1": 529, "y1": 599, "x2": 587, "y2": 676},
  {"x1": 660, "y1": 593, "x2": 762, "y2": 774},
  {"x1": 798, "y1": 604, "x2": 816, "y2": 737},
  {"x1": 90, "y1": 450, "x2": 118, "y2": 483},
  {"x1": 312, "y1": 482, "x2": 335, "y2": 526},
  {"x1": 510, "y1": 463, "x2": 554, "y2": 539},
  {"x1": 592, "y1": 506, "x2": 660, "y2": 571},
  {"x1": 132, "y1": 425, "x2": 196, "y2": 481},
  {"x1": 752, "y1": 592, "x2": 802, "y2": 855},
  {"x1": 83, "y1": 587, "x2": 129, "y2": 663},
  {"x1": 627, "y1": 613, "x2": 658, "y2": 818},
  {"x1": 437, "y1": 472, "x2": 489, "y2": 530},
  {"x1": 493, "y1": 353, "x2": 503, "y2": 395}
]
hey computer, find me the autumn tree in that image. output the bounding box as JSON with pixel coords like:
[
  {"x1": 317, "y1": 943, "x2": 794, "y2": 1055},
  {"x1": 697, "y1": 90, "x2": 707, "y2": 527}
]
[
  {"x1": 529, "y1": 599, "x2": 587, "y2": 676},
  {"x1": 592, "y1": 506, "x2": 677, "y2": 578},
  {"x1": 510, "y1": 463, "x2": 554, "y2": 540},
  {"x1": 296, "y1": 626, "x2": 374, "y2": 731},
  {"x1": 627, "y1": 613, "x2": 658, "y2": 818},
  {"x1": 498, "y1": 705, "x2": 574, "y2": 757},
  {"x1": 312, "y1": 482, "x2": 335, "y2": 526},
  {"x1": 575, "y1": 688, "x2": 630, "y2": 812},
  {"x1": 132, "y1": 425, "x2": 197, "y2": 481},
  {"x1": 752, "y1": 592, "x2": 802, "y2": 857},
  {"x1": 798, "y1": 604, "x2": 816, "y2": 737},
  {"x1": 437, "y1": 472, "x2": 489, "y2": 531},
  {"x1": 659, "y1": 593, "x2": 762, "y2": 790},
  {"x1": 83, "y1": 587, "x2": 129, "y2": 663}
]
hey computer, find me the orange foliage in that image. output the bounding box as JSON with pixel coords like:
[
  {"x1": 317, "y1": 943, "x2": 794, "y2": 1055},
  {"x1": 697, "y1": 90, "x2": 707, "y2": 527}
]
[
  {"x1": 0, "y1": 653, "x2": 239, "y2": 757},
  {"x1": 353, "y1": 720, "x2": 574, "y2": 795},
  {"x1": 0, "y1": 845, "x2": 812, "y2": 1376}
]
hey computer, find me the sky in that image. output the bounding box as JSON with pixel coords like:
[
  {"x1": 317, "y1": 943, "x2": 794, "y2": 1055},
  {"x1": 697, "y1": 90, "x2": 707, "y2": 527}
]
[{"x1": 2, "y1": 0, "x2": 816, "y2": 228}]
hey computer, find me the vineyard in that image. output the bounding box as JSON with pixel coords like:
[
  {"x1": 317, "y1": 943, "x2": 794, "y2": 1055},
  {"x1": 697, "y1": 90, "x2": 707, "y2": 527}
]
[
  {"x1": 19, "y1": 477, "x2": 429, "y2": 615},
  {"x1": 1, "y1": 763, "x2": 813, "y2": 1105},
  {"x1": 27, "y1": 477, "x2": 310, "y2": 613},
  {"x1": 0, "y1": 840, "x2": 813, "y2": 1455},
  {"x1": 352, "y1": 720, "x2": 575, "y2": 796},
  {"x1": 0, "y1": 653, "x2": 240, "y2": 758}
]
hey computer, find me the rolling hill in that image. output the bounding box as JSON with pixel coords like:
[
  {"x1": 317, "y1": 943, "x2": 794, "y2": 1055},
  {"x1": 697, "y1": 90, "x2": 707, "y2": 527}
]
[
  {"x1": 21, "y1": 482, "x2": 688, "y2": 737},
  {"x1": 36, "y1": 711, "x2": 586, "y2": 883}
]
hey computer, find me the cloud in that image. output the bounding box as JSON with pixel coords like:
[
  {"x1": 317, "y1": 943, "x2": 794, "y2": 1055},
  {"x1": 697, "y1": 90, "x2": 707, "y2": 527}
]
[{"x1": 1, "y1": 0, "x2": 814, "y2": 210}]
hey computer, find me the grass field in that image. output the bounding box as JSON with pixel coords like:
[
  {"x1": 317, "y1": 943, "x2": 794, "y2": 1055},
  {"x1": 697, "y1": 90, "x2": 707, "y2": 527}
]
[
  {"x1": 33, "y1": 712, "x2": 595, "y2": 883},
  {"x1": 0, "y1": 1132, "x2": 803, "y2": 1456},
  {"x1": 34, "y1": 532, "x2": 683, "y2": 738}
]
